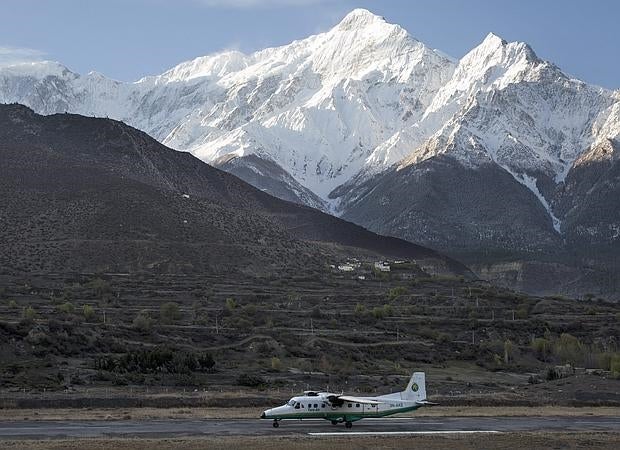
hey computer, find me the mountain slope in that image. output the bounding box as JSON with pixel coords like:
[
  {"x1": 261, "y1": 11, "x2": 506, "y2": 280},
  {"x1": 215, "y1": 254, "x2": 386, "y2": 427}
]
[{"x1": 0, "y1": 104, "x2": 470, "y2": 277}]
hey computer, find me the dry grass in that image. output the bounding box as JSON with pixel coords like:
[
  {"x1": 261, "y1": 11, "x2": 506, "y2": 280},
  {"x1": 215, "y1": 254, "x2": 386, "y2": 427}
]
[
  {"x1": 0, "y1": 432, "x2": 618, "y2": 450},
  {"x1": 0, "y1": 406, "x2": 618, "y2": 422}
]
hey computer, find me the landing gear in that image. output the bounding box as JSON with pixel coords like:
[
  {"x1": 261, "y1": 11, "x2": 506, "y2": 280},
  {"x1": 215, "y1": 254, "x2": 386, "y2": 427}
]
[
  {"x1": 272, "y1": 420, "x2": 280, "y2": 428},
  {"x1": 331, "y1": 420, "x2": 339, "y2": 425},
  {"x1": 345, "y1": 421, "x2": 353, "y2": 429}
]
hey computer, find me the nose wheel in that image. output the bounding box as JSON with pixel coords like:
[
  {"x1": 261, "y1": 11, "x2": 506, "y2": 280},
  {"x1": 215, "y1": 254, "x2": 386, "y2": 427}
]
[
  {"x1": 345, "y1": 421, "x2": 353, "y2": 429},
  {"x1": 272, "y1": 420, "x2": 280, "y2": 428}
]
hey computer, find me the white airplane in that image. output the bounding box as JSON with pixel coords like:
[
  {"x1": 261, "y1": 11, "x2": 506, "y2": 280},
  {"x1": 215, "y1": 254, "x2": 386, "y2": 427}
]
[{"x1": 261, "y1": 371, "x2": 435, "y2": 428}]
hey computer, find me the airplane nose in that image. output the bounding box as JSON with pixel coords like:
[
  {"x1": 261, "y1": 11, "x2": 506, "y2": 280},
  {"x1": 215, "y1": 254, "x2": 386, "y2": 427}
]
[{"x1": 261, "y1": 412, "x2": 266, "y2": 419}]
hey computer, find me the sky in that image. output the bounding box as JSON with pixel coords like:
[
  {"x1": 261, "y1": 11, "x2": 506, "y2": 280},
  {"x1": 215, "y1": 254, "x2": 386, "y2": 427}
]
[{"x1": 1, "y1": 0, "x2": 618, "y2": 88}]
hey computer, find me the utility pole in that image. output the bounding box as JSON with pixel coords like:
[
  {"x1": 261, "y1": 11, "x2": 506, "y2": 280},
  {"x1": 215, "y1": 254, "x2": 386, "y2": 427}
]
[
  {"x1": 471, "y1": 330, "x2": 475, "y2": 345},
  {"x1": 215, "y1": 315, "x2": 219, "y2": 334}
]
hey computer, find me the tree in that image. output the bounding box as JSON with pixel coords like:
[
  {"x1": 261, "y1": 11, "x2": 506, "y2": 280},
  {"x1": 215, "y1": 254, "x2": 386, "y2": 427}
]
[
  {"x1": 82, "y1": 304, "x2": 95, "y2": 321},
  {"x1": 310, "y1": 305, "x2": 322, "y2": 319},
  {"x1": 88, "y1": 278, "x2": 111, "y2": 299},
  {"x1": 531, "y1": 337, "x2": 551, "y2": 361},
  {"x1": 160, "y1": 302, "x2": 181, "y2": 325},
  {"x1": 504, "y1": 340, "x2": 514, "y2": 364},
  {"x1": 225, "y1": 298, "x2": 237, "y2": 313},
  {"x1": 354, "y1": 303, "x2": 367, "y2": 316},
  {"x1": 22, "y1": 306, "x2": 36, "y2": 323}
]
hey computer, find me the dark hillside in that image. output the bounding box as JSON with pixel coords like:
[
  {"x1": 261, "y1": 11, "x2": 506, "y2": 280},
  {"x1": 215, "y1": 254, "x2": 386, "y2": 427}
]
[{"x1": 0, "y1": 104, "x2": 469, "y2": 276}]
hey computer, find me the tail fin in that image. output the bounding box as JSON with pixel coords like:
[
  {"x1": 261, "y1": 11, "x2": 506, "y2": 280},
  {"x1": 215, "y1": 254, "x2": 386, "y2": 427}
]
[{"x1": 401, "y1": 371, "x2": 426, "y2": 401}]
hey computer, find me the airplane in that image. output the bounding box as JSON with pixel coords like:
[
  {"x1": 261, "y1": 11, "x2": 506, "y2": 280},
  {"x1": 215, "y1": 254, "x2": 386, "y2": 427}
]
[{"x1": 261, "y1": 371, "x2": 435, "y2": 428}]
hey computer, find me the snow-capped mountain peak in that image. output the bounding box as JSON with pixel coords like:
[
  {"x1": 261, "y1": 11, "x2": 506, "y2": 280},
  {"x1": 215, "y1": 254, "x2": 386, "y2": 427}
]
[
  {"x1": 0, "y1": 8, "x2": 617, "y2": 219},
  {"x1": 334, "y1": 8, "x2": 388, "y2": 30}
]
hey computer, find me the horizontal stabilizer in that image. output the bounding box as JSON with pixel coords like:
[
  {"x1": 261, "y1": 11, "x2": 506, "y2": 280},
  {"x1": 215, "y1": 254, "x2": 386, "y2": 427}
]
[{"x1": 415, "y1": 400, "x2": 438, "y2": 406}]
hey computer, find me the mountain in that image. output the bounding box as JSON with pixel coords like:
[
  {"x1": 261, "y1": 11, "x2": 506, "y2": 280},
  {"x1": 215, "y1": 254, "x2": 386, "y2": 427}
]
[
  {"x1": 333, "y1": 33, "x2": 620, "y2": 297},
  {"x1": 0, "y1": 9, "x2": 455, "y2": 211},
  {"x1": 0, "y1": 104, "x2": 470, "y2": 278},
  {"x1": 1, "y1": 9, "x2": 619, "y2": 296}
]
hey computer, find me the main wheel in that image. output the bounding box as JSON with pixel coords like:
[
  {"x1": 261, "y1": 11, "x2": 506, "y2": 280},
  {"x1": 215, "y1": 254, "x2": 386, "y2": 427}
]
[
  {"x1": 272, "y1": 420, "x2": 280, "y2": 428},
  {"x1": 345, "y1": 421, "x2": 352, "y2": 429},
  {"x1": 331, "y1": 420, "x2": 339, "y2": 425}
]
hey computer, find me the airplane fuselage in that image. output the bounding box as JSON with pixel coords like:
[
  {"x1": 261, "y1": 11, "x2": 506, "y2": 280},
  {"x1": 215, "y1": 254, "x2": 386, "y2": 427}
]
[
  {"x1": 261, "y1": 394, "x2": 420, "y2": 423},
  {"x1": 261, "y1": 371, "x2": 431, "y2": 428}
]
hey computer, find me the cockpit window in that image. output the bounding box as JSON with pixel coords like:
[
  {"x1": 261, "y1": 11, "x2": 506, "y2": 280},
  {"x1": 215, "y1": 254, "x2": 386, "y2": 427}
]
[{"x1": 287, "y1": 399, "x2": 295, "y2": 406}]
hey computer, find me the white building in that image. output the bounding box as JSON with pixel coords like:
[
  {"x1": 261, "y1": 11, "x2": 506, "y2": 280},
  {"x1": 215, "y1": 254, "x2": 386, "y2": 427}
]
[{"x1": 374, "y1": 261, "x2": 391, "y2": 272}]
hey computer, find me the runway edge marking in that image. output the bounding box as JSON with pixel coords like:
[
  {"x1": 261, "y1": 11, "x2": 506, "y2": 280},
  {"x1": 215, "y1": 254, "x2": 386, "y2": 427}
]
[{"x1": 308, "y1": 430, "x2": 501, "y2": 436}]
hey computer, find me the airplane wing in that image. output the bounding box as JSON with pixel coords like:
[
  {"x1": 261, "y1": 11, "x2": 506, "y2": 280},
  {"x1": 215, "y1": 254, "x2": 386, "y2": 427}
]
[{"x1": 329, "y1": 395, "x2": 382, "y2": 405}]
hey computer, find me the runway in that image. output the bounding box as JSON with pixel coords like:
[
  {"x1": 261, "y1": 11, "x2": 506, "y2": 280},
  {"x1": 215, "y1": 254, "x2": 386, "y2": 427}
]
[{"x1": 0, "y1": 416, "x2": 619, "y2": 439}]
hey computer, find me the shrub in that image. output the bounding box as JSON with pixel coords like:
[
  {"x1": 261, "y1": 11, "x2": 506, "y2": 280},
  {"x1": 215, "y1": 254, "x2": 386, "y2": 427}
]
[
  {"x1": 354, "y1": 303, "x2": 367, "y2": 316},
  {"x1": 310, "y1": 305, "x2": 322, "y2": 319},
  {"x1": 531, "y1": 338, "x2": 552, "y2": 361},
  {"x1": 241, "y1": 304, "x2": 257, "y2": 317},
  {"x1": 388, "y1": 286, "x2": 407, "y2": 301},
  {"x1": 96, "y1": 347, "x2": 215, "y2": 374},
  {"x1": 160, "y1": 302, "x2": 181, "y2": 325},
  {"x1": 271, "y1": 357, "x2": 282, "y2": 371},
  {"x1": 236, "y1": 373, "x2": 266, "y2": 388},
  {"x1": 610, "y1": 354, "x2": 620, "y2": 378},
  {"x1": 133, "y1": 310, "x2": 153, "y2": 332},
  {"x1": 8, "y1": 299, "x2": 17, "y2": 309},
  {"x1": 515, "y1": 305, "x2": 529, "y2": 319},
  {"x1": 225, "y1": 298, "x2": 237, "y2": 313},
  {"x1": 371, "y1": 304, "x2": 393, "y2": 319},
  {"x1": 554, "y1": 333, "x2": 583, "y2": 365},
  {"x1": 57, "y1": 302, "x2": 74, "y2": 314}
]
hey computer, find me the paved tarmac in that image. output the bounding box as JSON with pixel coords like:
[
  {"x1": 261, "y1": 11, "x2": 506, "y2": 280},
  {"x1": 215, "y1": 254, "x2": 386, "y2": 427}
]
[{"x1": 0, "y1": 416, "x2": 619, "y2": 439}]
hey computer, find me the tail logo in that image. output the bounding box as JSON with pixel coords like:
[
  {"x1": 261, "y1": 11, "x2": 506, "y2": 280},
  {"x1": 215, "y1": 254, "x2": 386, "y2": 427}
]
[{"x1": 411, "y1": 382, "x2": 419, "y2": 392}]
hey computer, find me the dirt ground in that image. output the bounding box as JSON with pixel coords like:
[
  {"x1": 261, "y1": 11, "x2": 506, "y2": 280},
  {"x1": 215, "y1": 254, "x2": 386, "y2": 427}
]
[
  {"x1": 0, "y1": 406, "x2": 617, "y2": 421},
  {"x1": 0, "y1": 432, "x2": 618, "y2": 450}
]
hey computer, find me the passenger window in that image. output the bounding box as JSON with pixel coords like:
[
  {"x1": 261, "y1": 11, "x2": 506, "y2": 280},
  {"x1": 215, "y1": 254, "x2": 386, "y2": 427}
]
[
  {"x1": 295, "y1": 403, "x2": 300, "y2": 409},
  {"x1": 314, "y1": 404, "x2": 318, "y2": 408},
  {"x1": 356, "y1": 403, "x2": 360, "y2": 408},
  {"x1": 348, "y1": 403, "x2": 352, "y2": 408},
  {"x1": 321, "y1": 403, "x2": 325, "y2": 408}
]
